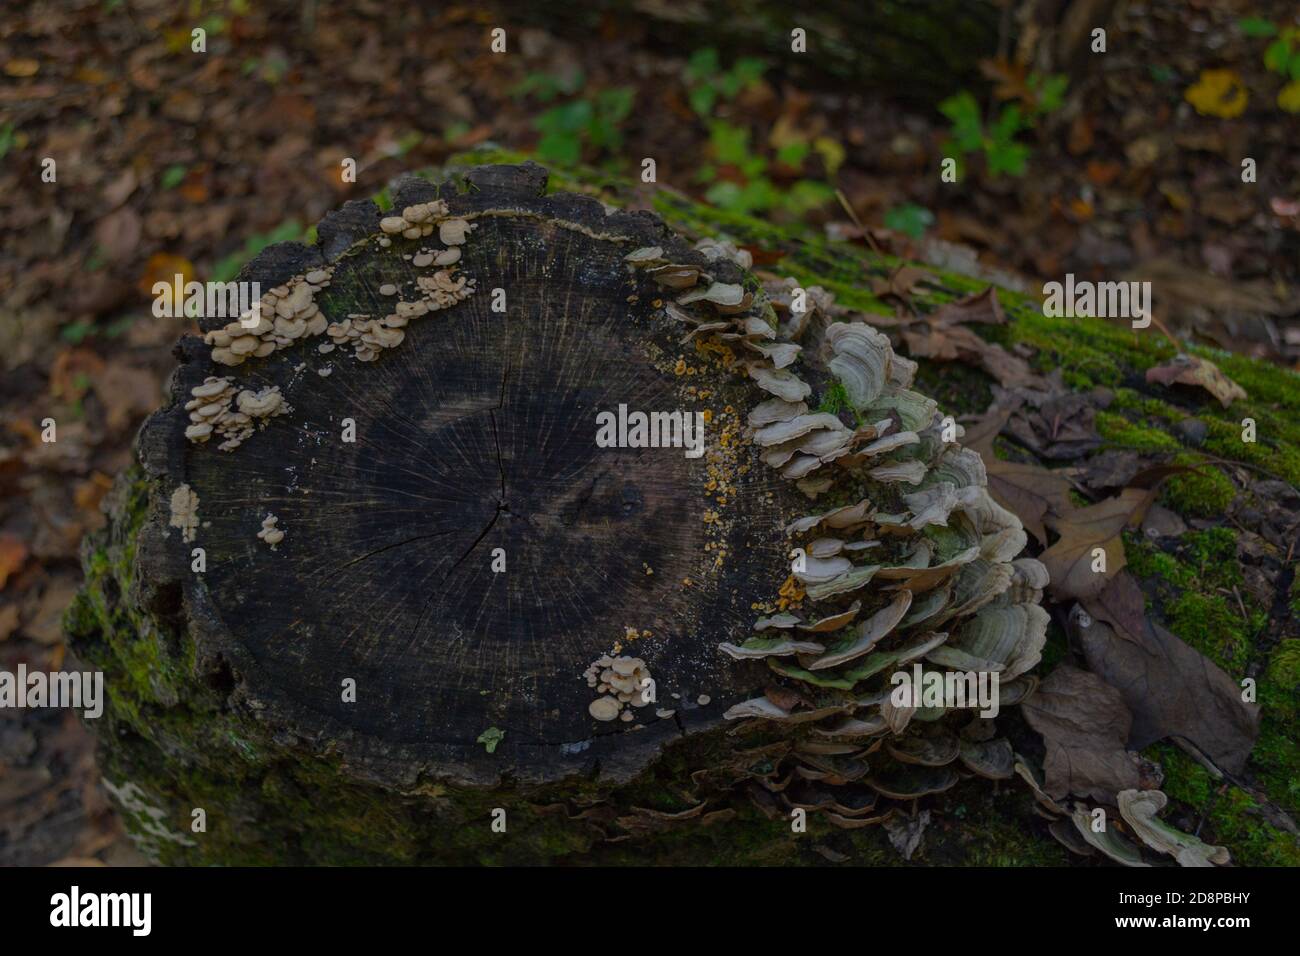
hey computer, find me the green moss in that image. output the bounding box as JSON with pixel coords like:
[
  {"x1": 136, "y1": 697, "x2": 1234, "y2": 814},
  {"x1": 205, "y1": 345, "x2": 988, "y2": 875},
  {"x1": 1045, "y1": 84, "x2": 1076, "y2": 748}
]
[
  {"x1": 1152, "y1": 746, "x2": 1300, "y2": 867},
  {"x1": 816, "y1": 380, "x2": 850, "y2": 415},
  {"x1": 1161, "y1": 457, "x2": 1237, "y2": 517},
  {"x1": 1124, "y1": 540, "x2": 1193, "y2": 588},
  {"x1": 1269, "y1": 639, "x2": 1300, "y2": 691},
  {"x1": 1095, "y1": 410, "x2": 1181, "y2": 451},
  {"x1": 1123, "y1": 528, "x2": 1298, "y2": 863},
  {"x1": 1165, "y1": 591, "x2": 1255, "y2": 673}
]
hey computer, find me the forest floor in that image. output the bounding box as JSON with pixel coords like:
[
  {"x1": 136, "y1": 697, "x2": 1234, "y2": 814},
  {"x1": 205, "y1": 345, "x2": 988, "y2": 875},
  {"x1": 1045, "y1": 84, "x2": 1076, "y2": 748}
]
[{"x1": 0, "y1": 0, "x2": 1296, "y2": 865}]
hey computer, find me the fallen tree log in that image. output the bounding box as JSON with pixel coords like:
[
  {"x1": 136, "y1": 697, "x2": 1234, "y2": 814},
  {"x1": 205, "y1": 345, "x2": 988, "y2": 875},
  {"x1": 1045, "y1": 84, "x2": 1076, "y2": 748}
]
[
  {"x1": 68, "y1": 156, "x2": 1300, "y2": 866},
  {"x1": 509, "y1": 0, "x2": 1006, "y2": 106}
]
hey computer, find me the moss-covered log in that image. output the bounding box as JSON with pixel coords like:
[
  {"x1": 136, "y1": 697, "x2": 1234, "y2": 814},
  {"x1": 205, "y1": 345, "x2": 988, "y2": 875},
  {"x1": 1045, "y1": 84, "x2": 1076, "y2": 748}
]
[{"x1": 68, "y1": 156, "x2": 1300, "y2": 866}]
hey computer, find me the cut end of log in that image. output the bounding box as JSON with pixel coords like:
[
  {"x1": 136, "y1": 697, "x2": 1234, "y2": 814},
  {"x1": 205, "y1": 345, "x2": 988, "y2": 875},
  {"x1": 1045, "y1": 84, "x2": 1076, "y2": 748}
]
[{"x1": 131, "y1": 163, "x2": 800, "y2": 786}]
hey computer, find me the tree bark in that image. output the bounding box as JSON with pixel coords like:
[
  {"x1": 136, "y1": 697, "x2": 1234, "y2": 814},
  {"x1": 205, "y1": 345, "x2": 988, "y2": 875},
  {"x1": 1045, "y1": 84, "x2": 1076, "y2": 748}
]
[{"x1": 509, "y1": 0, "x2": 1006, "y2": 105}]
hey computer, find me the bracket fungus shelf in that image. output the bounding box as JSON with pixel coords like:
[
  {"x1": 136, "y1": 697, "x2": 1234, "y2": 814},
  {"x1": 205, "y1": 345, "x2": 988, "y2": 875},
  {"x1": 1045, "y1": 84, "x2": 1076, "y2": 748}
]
[{"x1": 69, "y1": 163, "x2": 1050, "y2": 864}]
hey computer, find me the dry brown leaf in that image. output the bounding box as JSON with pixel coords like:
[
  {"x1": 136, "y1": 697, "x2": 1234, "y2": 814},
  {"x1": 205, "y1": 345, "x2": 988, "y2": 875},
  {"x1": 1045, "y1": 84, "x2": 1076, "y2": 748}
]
[
  {"x1": 1080, "y1": 571, "x2": 1150, "y2": 648},
  {"x1": 0, "y1": 603, "x2": 20, "y2": 641},
  {"x1": 871, "y1": 264, "x2": 935, "y2": 302},
  {"x1": 74, "y1": 472, "x2": 114, "y2": 517},
  {"x1": 1070, "y1": 607, "x2": 1260, "y2": 775},
  {"x1": 101, "y1": 168, "x2": 138, "y2": 209},
  {"x1": 49, "y1": 348, "x2": 105, "y2": 402},
  {"x1": 925, "y1": 286, "x2": 1006, "y2": 326},
  {"x1": 93, "y1": 206, "x2": 142, "y2": 263},
  {"x1": 25, "y1": 576, "x2": 79, "y2": 645},
  {"x1": 1039, "y1": 487, "x2": 1159, "y2": 601},
  {"x1": 1146, "y1": 354, "x2": 1247, "y2": 409},
  {"x1": 903, "y1": 322, "x2": 1039, "y2": 388},
  {"x1": 1021, "y1": 665, "x2": 1144, "y2": 802},
  {"x1": 90, "y1": 361, "x2": 162, "y2": 434},
  {"x1": 964, "y1": 405, "x2": 1075, "y2": 545},
  {"x1": 901, "y1": 287, "x2": 1037, "y2": 386},
  {"x1": 0, "y1": 533, "x2": 28, "y2": 590}
]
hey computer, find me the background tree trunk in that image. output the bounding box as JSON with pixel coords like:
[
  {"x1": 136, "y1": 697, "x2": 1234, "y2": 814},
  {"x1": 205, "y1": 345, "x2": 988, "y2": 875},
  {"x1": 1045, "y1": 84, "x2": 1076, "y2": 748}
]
[
  {"x1": 66, "y1": 157, "x2": 1300, "y2": 866},
  {"x1": 509, "y1": 0, "x2": 1007, "y2": 105}
]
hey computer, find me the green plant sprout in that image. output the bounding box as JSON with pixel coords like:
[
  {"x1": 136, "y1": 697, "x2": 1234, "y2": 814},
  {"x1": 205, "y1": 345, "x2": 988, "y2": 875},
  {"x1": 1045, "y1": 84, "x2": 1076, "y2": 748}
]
[
  {"x1": 683, "y1": 48, "x2": 766, "y2": 116},
  {"x1": 939, "y1": 72, "x2": 1067, "y2": 178},
  {"x1": 682, "y1": 49, "x2": 840, "y2": 218},
  {"x1": 514, "y1": 70, "x2": 636, "y2": 166},
  {"x1": 1239, "y1": 17, "x2": 1300, "y2": 112}
]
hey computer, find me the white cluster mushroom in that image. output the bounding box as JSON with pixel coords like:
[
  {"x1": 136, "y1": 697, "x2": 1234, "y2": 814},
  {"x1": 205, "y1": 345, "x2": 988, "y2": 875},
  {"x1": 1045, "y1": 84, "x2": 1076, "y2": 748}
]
[
  {"x1": 256, "y1": 513, "x2": 284, "y2": 547},
  {"x1": 186, "y1": 200, "x2": 480, "y2": 452},
  {"x1": 379, "y1": 200, "x2": 452, "y2": 240},
  {"x1": 584, "y1": 655, "x2": 653, "y2": 723},
  {"x1": 183, "y1": 377, "x2": 290, "y2": 451},
  {"x1": 204, "y1": 268, "x2": 334, "y2": 367},
  {"x1": 200, "y1": 202, "x2": 477, "y2": 375},
  {"x1": 325, "y1": 269, "x2": 475, "y2": 362}
]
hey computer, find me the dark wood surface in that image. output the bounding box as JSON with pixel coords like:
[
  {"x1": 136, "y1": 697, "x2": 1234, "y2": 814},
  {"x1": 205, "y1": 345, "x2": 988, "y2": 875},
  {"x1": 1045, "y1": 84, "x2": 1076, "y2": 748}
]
[{"x1": 134, "y1": 164, "x2": 796, "y2": 786}]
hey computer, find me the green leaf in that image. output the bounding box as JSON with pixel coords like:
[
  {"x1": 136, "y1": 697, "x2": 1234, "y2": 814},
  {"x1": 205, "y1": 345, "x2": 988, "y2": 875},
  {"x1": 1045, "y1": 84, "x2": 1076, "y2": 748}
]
[
  {"x1": 1031, "y1": 73, "x2": 1068, "y2": 114},
  {"x1": 535, "y1": 100, "x2": 594, "y2": 134},
  {"x1": 739, "y1": 152, "x2": 768, "y2": 179},
  {"x1": 781, "y1": 179, "x2": 835, "y2": 215},
  {"x1": 939, "y1": 91, "x2": 981, "y2": 128},
  {"x1": 704, "y1": 180, "x2": 744, "y2": 210},
  {"x1": 688, "y1": 84, "x2": 717, "y2": 116},
  {"x1": 708, "y1": 120, "x2": 751, "y2": 165},
  {"x1": 1238, "y1": 17, "x2": 1278, "y2": 38},
  {"x1": 536, "y1": 130, "x2": 582, "y2": 166},
  {"x1": 104, "y1": 315, "x2": 137, "y2": 339},
  {"x1": 883, "y1": 203, "x2": 935, "y2": 238},
  {"x1": 775, "y1": 140, "x2": 810, "y2": 167},
  {"x1": 596, "y1": 86, "x2": 635, "y2": 123},
  {"x1": 511, "y1": 69, "x2": 584, "y2": 102},
  {"x1": 1265, "y1": 38, "x2": 1291, "y2": 73},
  {"x1": 161, "y1": 164, "x2": 188, "y2": 190},
  {"x1": 737, "y1": 178, "x2": 780, "y2": 212},
  {"x1": 939, "y1": 91, "x2": 984, "y2": 153},
  {"x1": 990, "y1": 103, "x2": 1025, "y2": 141},
  {"x1": 813, "y1": 136, "x2": 846, "y2": 175},
  {"x1": 210, "y1": 220, "x2": 303, "y2": 283},
  {"x1": 693, "y1": 161, "x2": 717, "y2": 184},
  {"x1": 61, "y1": 320, "x2": 95, "y2": 344},
  {"x1": 732, "y1": 57, "x2": 767, "y2": 88},
  {"x1": 685, "y1": 47, "x2": 719, "y2": 83},
  {"x1": 985, "y1": 140, "x2": 1030, "y2": 177}
]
